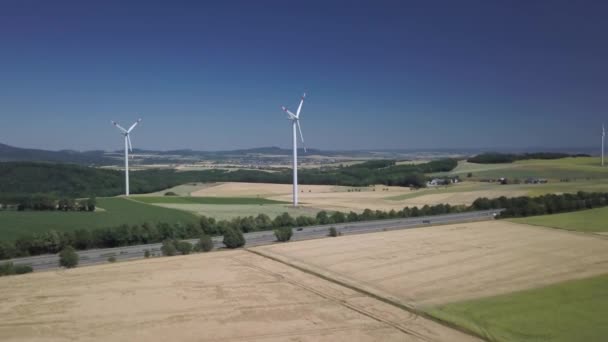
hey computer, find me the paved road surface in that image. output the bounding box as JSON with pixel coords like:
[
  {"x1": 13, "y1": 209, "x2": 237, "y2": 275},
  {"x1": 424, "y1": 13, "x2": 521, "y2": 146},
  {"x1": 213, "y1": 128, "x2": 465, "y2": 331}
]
[{"x1": 9, "y1": 210, "x2": 502, "y2": 271}]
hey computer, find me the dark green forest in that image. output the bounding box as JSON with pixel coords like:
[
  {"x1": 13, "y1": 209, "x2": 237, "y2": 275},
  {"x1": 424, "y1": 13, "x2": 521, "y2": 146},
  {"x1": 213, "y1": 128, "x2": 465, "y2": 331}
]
[{"x1": 467, "y1": 152, "x2": 589, "y2": 164}]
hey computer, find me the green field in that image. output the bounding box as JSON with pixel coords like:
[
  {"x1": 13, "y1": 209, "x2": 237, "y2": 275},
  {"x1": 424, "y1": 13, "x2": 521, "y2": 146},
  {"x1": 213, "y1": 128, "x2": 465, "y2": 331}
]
[
  {"x1": 511, "y1": 207, "x2": 608, "y2": 233},
  {"x1": 429, "y1": 274, "x2": 608, "y2": 342},
  {"x1": 433, "y1": 157, "x2": 608, "y2": 181},
  {"x1": 131, "y1": 196, "x2": 287, "y2": 205},
  {"x1": 386, "y1": 179, "x2": 608, "y2": 201},
  {"x1": 0, "y1": 197, "x2": 199, "y2": 241}
]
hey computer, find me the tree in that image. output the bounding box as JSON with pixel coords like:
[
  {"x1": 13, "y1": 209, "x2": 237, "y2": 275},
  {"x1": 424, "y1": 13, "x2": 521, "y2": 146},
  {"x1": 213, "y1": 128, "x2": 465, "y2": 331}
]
[
  {"x1": 316, "y1": 211, "x2": 330, "y2": 224},
  {"x1": 330, "y1": 211, "x2": 346, "y2": 223},
  {"x1": 59, "y1": 246, "x2": 79, "y2": 268},
  {"x1": 254, "y1": 213, "x2": 273, "y2": 230},
  {"x1": 176, "y1": 241, "x2": 193, "y2": 255},
  {"x1": 328, "y1": 227, "x2": 339, "y2": 237},
  {"x1": 196, "y1": 234, "x2": 214, "y2": 252},
  {"x1": 223, "y1": 227, "x2": 245, "y2": 249},
  {"x1": 199, "y1": 216, "x2": 217, "y2": 235},
  {"x1": 144, "y1": 249, "x2": 151, "y2": 258},
  {"x1": 86, "y1": 197, "x2": 96, "y2": 211},
  {"x1": 274, "y1": 226, "x2": 293, "y2": 242},
  {"x1": 273, "y1": 212, "x2": 296, "y2": 227},
  {"x1": 0, "y1": 241, "x2": 17, "y2": 260},
  {"x1": 161, "y1": 239, "x2": 177, "y2": 256}
]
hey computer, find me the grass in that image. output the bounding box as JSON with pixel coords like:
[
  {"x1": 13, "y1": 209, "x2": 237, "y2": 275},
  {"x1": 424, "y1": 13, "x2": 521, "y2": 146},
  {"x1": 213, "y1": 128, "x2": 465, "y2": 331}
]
[
  {"x1": 510, "y1": 206, "x2": 608, "y2": 233},
  {"x1": 0, "y1": 197, "x2": 199, "y2": 241},
  {"x1": 131, "y1": 196, "x2": 288, "y2": 205},
  {"x1": 386, "y1": 179, "x2": 608, "y2": 201},
  {"x1": 428, "y1": 274, "x2": 608, "y2": 342}
]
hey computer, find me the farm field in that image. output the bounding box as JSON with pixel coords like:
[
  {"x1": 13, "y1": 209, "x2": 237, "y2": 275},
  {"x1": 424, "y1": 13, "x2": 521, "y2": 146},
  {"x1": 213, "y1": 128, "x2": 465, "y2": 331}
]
[
  {"x1": 131, "y1": 196, "x2": 287, "y2": 205},
  {"x1": 253, "y1": 220, "x2": 608, "y2": 307},
  {"x1": 151, "y1": 203, "x2": 321, "y2": 220},
  {"x1": 0, "y1": 250, "x2": 475, "y2": 342},
  {"x1": 511, "y1": 206, "x2": 608, "y2": 233},
  {"x1": 433, "y1": 157, "x2": 608, "y2": 181},
  {"x1": 429, "y1": 274, "x2": 608, "y2": 342},
  {"x1": 0, "y1": 197, "x2": 199, "y2": 241}
]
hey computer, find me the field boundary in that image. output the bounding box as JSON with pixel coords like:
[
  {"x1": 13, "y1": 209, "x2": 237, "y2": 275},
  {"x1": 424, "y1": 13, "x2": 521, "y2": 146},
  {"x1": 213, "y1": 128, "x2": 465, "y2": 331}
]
[{"x1": 246, "y1": 248, "x2": 488, "y2": 341}]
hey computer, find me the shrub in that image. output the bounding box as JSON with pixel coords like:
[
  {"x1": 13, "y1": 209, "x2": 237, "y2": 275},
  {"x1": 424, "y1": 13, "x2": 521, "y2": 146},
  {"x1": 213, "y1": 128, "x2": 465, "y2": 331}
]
[
  {"x1": 176, "y1": 241, "x2": 193, "y2": 255},
  {"x1": 223, "y1": 228, "x2": 245, "y2": 249},
  {"x1": 13, "y1": 264, "x2": 33, "y2": 275},
  {"x1": 274, "y1": 226, "x2": 293, "y2": 242},
  {"x1": 196, "y1": 234, "x2": 214, "y2": 252},
  {"x1": 144, "y1": 249, "x2": 150, "y2": 258},
  {"x1": 164, "y1": 191, "x2": 178, "y2": 196},
  {"x1": 328, "y1": 227, "x2": 339, "y2": 237},
  {"x1": 161, "y1": 239, "x2": 177, "y2": 256},
  {"x1": 108, "y1": 256, "x2": 116, "y2": 263},
  {"x1": 59, "y1": 246, "x2": 79, "y2": 268},
  {"x1": 0, "y1": 241, "x2": 17, "y2": 260}
]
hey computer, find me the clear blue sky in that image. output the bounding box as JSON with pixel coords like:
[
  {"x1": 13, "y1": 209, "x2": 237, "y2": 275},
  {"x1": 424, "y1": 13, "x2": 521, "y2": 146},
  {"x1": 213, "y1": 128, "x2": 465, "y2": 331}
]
[{"x1": 0, "y1": 0, "x2": 607, "y2": 151}]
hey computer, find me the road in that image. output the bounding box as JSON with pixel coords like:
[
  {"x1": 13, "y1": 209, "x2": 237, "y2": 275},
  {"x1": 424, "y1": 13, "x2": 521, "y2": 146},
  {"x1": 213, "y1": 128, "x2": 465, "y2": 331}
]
[{"x1": 9, "y1": 209, "x2": 502, "y2": 271}]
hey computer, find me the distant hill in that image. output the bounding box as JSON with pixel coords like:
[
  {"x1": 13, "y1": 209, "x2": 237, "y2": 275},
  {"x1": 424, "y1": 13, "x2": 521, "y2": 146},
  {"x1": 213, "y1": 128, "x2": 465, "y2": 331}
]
[{"x1": 0, "y1": 143, "x2": 113, "y2": 165}]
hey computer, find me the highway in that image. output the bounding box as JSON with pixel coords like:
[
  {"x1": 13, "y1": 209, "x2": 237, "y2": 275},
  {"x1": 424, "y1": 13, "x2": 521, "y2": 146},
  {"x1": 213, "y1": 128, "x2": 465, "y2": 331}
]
[{"x1": 9, "y1": 209, "x2": 502, "y2": 271}]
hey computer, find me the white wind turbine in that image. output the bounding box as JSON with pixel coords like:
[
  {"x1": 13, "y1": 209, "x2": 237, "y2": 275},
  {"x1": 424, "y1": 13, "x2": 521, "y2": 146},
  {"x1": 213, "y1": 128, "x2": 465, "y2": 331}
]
[
  {"x1": 603, "y1": 124, "x2": 605, "y2": 167},
  {"x1": 111, "y1": 118, "x2": 142, "y2": 196},
  {"x1": 281, "y1": 93, "x2": 307, "y2": 207}
]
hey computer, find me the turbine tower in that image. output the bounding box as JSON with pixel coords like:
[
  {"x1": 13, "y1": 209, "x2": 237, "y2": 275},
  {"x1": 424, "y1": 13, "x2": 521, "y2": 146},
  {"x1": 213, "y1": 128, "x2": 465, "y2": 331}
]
[
  {"x1": 281, "y1": 93, "x2": 307, "y2": 207},
  {"x1": 603, "y1": 124, "x2": 605, "y2": 167},
  {"x1": 111, "y1": 118, "x2": 142, "y2": 196}
]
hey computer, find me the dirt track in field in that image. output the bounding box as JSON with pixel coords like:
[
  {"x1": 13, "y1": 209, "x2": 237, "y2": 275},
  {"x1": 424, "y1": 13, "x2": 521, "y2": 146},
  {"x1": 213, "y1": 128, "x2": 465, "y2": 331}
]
[
  {"x1": 0, "y1": 250, "x2": 476, "y2": 342},
  {"x1": 254, "y1": 221, "x2": 608, "y2": 307}
]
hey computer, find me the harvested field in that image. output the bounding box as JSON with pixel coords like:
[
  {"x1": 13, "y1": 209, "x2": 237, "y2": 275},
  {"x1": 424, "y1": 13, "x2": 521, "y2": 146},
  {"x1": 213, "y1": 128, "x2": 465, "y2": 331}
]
[
  {"x1": 152, "y1": 203, "x2": 321, "y2": 220},
  {"x1": 0, "y1": 251, "x2": 475, "y2": 342},
  {"x1": 254, "y1": 221, "x2": 608, "y2": 307},
  {"x1": 191, "y1": 182, "x2": 415, "y2": 212}
]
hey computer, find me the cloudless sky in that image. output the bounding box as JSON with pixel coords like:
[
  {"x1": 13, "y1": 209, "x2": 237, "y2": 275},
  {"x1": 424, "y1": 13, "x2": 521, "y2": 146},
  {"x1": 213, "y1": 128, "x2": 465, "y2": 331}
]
[{"x1": 0, "y1": 0, "x2": 607, "y2": 151}]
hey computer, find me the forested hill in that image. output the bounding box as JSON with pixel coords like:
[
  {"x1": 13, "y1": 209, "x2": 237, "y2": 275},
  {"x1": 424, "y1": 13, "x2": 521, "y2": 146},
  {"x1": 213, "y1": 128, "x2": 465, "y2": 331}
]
[
  {"x1": 0, "y1": 159, "x2": 457, "y2": 198},
  {"x1": 0, "y1": 143, "x2": 113, "y2": 165},
  {"x1": 467, "y1": 152, "x2": 590, "y2": 164}
]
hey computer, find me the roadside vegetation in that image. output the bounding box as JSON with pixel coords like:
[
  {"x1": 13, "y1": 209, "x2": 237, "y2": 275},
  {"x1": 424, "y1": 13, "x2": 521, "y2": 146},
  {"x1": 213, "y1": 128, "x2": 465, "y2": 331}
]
[
  {"x1": 429, "y1": 274, "x2": 608, "y2": 342},
  {"x1": 0, "y1": 262, "x2": 33, "y2": 276},
  {"x1": 4, "y1": 190, "x2": 608, "y2": 260}
]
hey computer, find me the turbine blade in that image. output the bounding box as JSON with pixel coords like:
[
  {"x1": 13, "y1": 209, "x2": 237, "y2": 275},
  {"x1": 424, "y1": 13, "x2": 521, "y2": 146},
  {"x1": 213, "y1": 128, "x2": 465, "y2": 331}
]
[
  {"x1": 112, "y1": 121, "x2": 128, "y2": 133},
  {"x1": 297, "y1": 120, "x2": 306, "y2": 152},
  {"x1": 128, "y1": 118, "x2": 142, "y2": 133},
  {"x1": 296, "y1": 93, "x2": 306, "y2": 117}
]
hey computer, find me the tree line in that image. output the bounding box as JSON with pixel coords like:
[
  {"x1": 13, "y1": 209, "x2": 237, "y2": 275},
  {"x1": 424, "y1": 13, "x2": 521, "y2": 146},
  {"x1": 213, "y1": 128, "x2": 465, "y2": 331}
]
[
  {"x1": 472, "y1": 191, "x2": 608, "y2": 217},
  {"x1": 0, "y1": 203, "x2": 470, "y2": 260},
  {"x1": 467, "y1": 152, "x2": 589, "y2": 164},
  {"x1": 0, "y1": 194, "x2": 96, "y2": 212}
]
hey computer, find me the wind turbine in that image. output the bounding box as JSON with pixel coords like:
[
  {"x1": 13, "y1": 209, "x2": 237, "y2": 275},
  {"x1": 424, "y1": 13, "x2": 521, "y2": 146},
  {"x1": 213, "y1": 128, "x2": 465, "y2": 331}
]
[
  {"x1": 111, "y1": 118, "x2": 142, "y2": 196},
  {"x1": 603, "y1": 124, "x2": 605, "y2": 167},
  {"x1": 281, "y1": 93, "x2": 307, "y2": 207}
]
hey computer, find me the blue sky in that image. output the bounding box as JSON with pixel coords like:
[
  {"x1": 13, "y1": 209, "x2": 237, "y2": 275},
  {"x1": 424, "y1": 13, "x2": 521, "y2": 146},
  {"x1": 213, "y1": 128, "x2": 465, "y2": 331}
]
[{"x1": 0, "y1": 0, "x2": 607, "y2": 151}]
